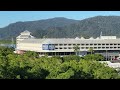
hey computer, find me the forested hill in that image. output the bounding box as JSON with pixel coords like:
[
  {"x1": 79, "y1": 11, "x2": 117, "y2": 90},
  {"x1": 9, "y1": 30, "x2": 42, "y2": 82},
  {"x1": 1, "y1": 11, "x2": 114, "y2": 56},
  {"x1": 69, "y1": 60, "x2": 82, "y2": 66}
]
[
  {"x1": 1, "y1": 16, "x2": 120, "y2": 39},
  {"x1": 0, "y1": 17, "x2": 79, "y2": 39}
]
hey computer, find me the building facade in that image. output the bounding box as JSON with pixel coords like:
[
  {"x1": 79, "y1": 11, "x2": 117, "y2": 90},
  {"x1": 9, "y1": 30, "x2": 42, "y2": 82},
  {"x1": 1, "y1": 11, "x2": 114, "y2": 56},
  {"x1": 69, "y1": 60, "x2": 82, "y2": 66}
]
[{"x1": 15, "y1": 30, "x2": 120, "y2": 60}]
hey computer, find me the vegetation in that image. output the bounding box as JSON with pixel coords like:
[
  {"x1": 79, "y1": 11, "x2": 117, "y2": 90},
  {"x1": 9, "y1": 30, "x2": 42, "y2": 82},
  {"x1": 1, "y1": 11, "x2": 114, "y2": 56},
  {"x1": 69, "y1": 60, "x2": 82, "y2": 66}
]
[
  {"x1": 1, "y1": 16, "x2": 120, "y2": 39},
  {"x1": 0, "y1": 46, "x2": 119, "y2": 79},
  {"x1": 0, "y1": 40, "x2": 15, "y2": 44},
  {"x1": 73, "y1": 45, "x2": 80, "y2": 55},
  {"x1": 88, "y1": 47, "x2": 94, "y2": 55}
]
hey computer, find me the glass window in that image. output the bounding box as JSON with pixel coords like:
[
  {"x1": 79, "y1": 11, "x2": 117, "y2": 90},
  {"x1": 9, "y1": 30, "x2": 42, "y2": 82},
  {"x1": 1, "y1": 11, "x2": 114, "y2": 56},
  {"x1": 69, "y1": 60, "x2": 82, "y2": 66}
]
[
  {"x1": 55, "y1": 44, "x2": 58, "y2": 46},
  {"x1": 64, "y1": 47, "x2": 67, "y2": 49},
  {"x1": 59, "y1": 44, "x2": 63, "y2": 46},
  {"x1": 68, "y1": 47, "x2": 72, "y2": 49},
  {"x1": 64, "y1": 44, "x2": 67, "y2": 46},
  {"x1": 68, "y1": 44, "x2": 71, "y2": 46},
  {"x1": 59, "y1": 47, "x2": 62, "y2": 49},
  {"x1": 81, "y1": 47, "x2": 84, "y2": 49}
]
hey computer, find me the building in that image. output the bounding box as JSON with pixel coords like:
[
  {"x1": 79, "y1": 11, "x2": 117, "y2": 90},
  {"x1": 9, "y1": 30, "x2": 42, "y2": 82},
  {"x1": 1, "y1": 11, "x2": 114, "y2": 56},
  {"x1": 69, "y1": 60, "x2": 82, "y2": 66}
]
[{"x1": 15, "y1": 30, "x2": 120, "y2": 60}]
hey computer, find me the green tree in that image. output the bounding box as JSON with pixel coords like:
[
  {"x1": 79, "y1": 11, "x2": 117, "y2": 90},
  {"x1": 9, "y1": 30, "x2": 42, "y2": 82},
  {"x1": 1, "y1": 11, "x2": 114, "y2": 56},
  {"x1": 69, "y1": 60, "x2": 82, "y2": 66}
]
[
  {"x1": 73, "y1": 45, "x2": 80, "y2": 55},
  {"x1": 83, "y1": 54, "x2": 104, "y2": 61},
  {"x1": 88, "y1": 47, "x2": 93, "y2": 55}
]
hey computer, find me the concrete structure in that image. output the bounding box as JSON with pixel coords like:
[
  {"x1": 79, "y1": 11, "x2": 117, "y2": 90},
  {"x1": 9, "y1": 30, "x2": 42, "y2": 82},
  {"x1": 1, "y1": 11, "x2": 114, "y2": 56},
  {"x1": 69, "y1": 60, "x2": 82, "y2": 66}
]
[{"x1": 15, "y1": 30, "x2": 120, "y2": 59}]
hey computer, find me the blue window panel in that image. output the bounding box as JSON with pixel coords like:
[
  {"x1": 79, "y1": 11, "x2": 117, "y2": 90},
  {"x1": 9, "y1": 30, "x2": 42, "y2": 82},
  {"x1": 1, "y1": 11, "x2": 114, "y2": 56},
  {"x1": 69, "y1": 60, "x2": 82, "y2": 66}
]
[
  {"x1": 42, "y1": 44, "x2": 49, "y2": 50},
  {"x1": 49, "y1": 44, "x2": 55, "y2": 50}
]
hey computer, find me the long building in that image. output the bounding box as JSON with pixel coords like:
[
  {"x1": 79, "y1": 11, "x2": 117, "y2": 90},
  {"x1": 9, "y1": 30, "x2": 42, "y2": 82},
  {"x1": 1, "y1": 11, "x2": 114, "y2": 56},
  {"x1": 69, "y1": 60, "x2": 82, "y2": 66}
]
[{"x1": 15, "y1": 30, "x2": 120, "y2": 60}]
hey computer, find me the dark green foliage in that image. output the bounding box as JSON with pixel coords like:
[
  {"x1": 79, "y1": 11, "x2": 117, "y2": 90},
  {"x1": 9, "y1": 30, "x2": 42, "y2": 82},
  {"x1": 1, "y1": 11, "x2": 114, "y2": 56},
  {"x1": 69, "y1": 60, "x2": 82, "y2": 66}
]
[
  {"x1": 0, "y1": 47, "x2": 119, "y2": 79},
  {"x1": 62, "y1": 55, "x2": 81, "y2": 62},
  {"x1": 83, "y1": 54, "x2": 105, "y2": 61}
]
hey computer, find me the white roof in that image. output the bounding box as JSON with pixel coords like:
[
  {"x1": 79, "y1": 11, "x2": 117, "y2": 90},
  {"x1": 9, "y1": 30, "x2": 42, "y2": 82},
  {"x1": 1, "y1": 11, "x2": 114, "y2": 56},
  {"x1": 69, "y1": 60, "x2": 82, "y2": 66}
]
[
  {"x1": 100, "y1": 36, "x2": 116, "y2": 39},
  {"x1": 19, "y1": 38, "x2": 120, "y2": 44}
]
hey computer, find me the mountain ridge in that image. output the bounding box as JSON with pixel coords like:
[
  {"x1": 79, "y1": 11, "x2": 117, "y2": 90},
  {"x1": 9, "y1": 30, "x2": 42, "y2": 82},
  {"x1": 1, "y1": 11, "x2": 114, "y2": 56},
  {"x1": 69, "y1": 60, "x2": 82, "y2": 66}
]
[{"x1": 1, "y1": 16, "x2": 120, "y2": 39}]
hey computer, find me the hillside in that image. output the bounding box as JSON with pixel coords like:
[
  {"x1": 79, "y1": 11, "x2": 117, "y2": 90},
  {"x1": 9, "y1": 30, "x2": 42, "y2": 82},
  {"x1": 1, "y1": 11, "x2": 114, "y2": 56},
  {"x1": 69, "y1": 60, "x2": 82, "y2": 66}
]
[
  {"x1": 0, "y1": 17, "x2": 78, "y2": 39},
  {"x1": 1, "y1": 16, "x2": 120, "y2": 39}
]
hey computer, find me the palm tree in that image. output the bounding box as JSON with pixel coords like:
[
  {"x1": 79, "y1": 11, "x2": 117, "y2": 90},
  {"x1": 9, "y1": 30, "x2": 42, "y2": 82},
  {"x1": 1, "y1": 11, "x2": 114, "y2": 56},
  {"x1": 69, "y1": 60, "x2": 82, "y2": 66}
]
[
  {"x1": 73, "y1": 45, "x2": 80, "y2": 55},
  {"x1": 88, "y1": 47, "x2": 93, "y2": 55}
]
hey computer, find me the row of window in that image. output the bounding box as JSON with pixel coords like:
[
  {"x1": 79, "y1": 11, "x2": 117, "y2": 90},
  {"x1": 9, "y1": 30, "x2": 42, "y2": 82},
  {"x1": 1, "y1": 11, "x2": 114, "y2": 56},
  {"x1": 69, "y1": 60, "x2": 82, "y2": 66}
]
[
  {"x1": 55, "y1": 47, "x2": 120, "y2": 49},
  {"x1": 54, "y1": 44, "x2": 120, "y2": 46}
]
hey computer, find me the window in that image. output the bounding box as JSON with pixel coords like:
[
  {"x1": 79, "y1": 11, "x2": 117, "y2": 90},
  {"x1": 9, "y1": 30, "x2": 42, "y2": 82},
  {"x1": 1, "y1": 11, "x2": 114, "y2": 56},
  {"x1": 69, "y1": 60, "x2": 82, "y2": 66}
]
[
  {"x1": 106, "y1": 47, "x2": 109, "y2": 48},
  {"x1": 64, "y1": 47, "x2": 67, "y2": 49},
  {"x1": 94, "y1": 47, "x2": 97, "y2": 49},
  {"x1": 81, "y1": 44, "x2": 84, "y2": 46},
  {"x1": 98, "y1": 44, "x2": 101, "y2": 45},
  {"x1": 55, "y1": 44, "x2": 58, "y2": 46},
  {"x1": 102, "y1": 44, "x2": 105, "y2": 45},
  {"x1": 106, "y1": 44, "x2": 109, "y2": 45},
  {"x1": 68, "y1": 47, "x2": 72, "y2": 49},
  {"x1": 90, "y1": 44, "x2": 93, "y2": 45},
  {"x1": 68, "y1": 44, "x2": 71, "y2": 46},
  {"x1": 81, "y1": 47, "x2": 84, "y2": 49},
  {"x1": 59, "y1": 44, "x2": 63, "y2": 46},
  {"x1": 59, "y1": 47, "x2": 62, "y2": 49},
  {"x1": 77, "y1": 44, "x2": 80, "y2": 46},
  {"x1": 55, "y1": 48, "x2": 58, "y2": 49},
  {"x1": 86, "y1": 44, "x2": 89, "y2": 46},
  {"x1": 118, "y1": 44, "x2": 120, "y2": 45},
  {"x1": 102, "y1": 47, "x2": 105, "y2": 48},
  {"x1": 110, "y1": 47, "x2": 113, "y2": 48},
  {"x1": 94, "y1": 44, "x2": 97, "y2": 45},
  {"x1": 114, "y1": 44, "x2": 117, "y2": 45},
  {"x1": 118, "y1": 47, "x2": 120, "y2": 48},
  {"x1": 86, "y1": 47, "x2": 89, "y2": 49},
  {"x1": 64, "y1": 44, "x2": 67, "y2": 46},
  {"x1": 110, "y1": 44, "x2": 113, "y2": 45},
  {"x1": 98, "y1": 47, "x2": 101, "y2": 49},
  {"x1": 73, "y1": 44, "x2": 76, "y2": 46}
]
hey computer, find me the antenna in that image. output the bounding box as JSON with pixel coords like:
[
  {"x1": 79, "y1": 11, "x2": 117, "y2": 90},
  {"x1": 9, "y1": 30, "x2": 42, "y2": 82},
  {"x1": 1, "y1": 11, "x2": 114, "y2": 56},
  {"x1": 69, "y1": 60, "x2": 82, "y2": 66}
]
[{"x1": 100, "y1": 31, "x2": 102, "y2": 37}]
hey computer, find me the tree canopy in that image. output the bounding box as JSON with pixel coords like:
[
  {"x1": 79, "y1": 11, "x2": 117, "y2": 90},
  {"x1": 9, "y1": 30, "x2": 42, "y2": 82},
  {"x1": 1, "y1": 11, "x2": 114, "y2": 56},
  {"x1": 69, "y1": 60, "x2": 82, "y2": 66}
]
[{"x1": 0, "y1": 47, "x2": 119, "y2": 79}]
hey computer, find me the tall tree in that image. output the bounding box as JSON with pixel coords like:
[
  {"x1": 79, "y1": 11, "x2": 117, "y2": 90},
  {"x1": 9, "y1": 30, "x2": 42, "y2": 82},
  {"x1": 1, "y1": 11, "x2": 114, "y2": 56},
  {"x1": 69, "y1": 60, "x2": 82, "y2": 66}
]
[
  {"x1": 88, "y1": 47, "x2": 94, "y2": 55},
  {"x1": 73, "y1": 45, "x2": 80, "y2": 56}
]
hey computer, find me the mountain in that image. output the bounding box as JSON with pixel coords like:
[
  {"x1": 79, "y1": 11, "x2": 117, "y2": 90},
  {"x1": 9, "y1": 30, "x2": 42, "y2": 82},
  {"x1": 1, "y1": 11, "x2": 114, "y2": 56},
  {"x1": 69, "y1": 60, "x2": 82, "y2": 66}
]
[
  {"x1": 0, "y1": 17, "x2": 78, "y2": 39},
  {"x1": 1, "y1": 16, "x2": 120, "y2": 39}
]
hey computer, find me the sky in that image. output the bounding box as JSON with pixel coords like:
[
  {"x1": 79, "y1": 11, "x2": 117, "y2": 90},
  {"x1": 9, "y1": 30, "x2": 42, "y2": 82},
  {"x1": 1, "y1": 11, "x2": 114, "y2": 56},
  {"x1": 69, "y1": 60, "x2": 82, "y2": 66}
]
[{"x1": 0, "y1": 11, "x2": 120, "y2": 28}]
